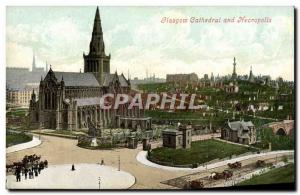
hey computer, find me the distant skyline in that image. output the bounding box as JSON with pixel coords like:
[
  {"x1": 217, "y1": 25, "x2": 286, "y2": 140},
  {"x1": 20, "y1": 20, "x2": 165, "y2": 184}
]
[{"x1": 6, "y1": 6, "x2": 294, "y2": 81}]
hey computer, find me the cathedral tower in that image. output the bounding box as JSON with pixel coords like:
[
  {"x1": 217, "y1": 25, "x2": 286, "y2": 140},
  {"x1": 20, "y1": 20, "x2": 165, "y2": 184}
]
[{"x1": 83, "y1": 7, "x2": 111, "y2": 84}]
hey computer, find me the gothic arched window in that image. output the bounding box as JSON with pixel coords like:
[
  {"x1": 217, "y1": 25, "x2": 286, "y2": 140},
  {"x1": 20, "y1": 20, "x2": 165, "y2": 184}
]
[{"x1": 44, "y1": 93, "x2": 48, "y2": 109}]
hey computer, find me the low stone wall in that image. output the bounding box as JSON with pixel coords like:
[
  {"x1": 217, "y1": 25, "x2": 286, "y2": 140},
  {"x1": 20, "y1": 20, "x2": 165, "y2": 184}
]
[
  {"x1": 77, "y1": 135, "x2": 121, "y2": 149},
  {"x1": 33, "y1": 132, "x2": 78, "y2": 139},
  {"x1": 146, "y1": 150, "x2": 264, "y2": 169}
]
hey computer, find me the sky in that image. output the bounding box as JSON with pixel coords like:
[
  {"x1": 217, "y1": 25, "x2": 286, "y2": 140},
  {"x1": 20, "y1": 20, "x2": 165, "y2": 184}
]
[{"x1": 6, "y1": 6, "x2": 294, "y2": 81}]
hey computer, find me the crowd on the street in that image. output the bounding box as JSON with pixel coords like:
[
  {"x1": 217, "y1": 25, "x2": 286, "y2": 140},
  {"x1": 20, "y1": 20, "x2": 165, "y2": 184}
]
[{"x1": 6, "y1": 154, "x2": 48, "y2": 182}]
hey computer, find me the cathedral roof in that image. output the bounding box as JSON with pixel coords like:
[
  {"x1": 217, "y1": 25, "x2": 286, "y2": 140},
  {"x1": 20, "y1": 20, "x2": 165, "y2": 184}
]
[
  {"x1": 118, "y1": 74, "x2": 130, "y2": 87},
  {"x1": 74, "y1": 97, "x2": 101, "y2": 106},
  {"x1": 102, "y1": 73, "x2": 130, "y2": 87},
  {"x1": 54, "y1": 71, "x2": 100, "y2": 87},
  {"x1": 102, "y1": 73, "x2": 115, "y2": 86}
]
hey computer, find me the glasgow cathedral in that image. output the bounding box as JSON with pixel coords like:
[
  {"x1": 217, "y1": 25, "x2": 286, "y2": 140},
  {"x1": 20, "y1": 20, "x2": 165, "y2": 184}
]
[{"x1": 29, "y1": 7, "x2": 152, "y2": 131}]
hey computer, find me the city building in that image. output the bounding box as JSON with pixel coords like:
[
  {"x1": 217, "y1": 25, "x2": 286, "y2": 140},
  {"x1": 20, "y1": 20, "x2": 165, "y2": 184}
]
[
  {"x1": 130, "y1": 76, "x2": 165, "y2": 85},
  {"x1": 166, "y1": 73, "x2": 198, "y2": 85},
  {"x1": 6, "y1": 54, "x2": 47, "y2": 107},
  {"x1": 7, "y1": 83, "x2": 39, "y2": 107}
]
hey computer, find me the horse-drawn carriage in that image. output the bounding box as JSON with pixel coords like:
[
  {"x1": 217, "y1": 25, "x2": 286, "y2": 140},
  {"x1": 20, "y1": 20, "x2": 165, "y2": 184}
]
[
  {"x1": 227, "y1": 161, "x2": 242, "y2": 169},
  {"x1": 256, "y1": 160, "x2": 266, "y2": 168},
  {"x1": 255, "y1": 160, "x2": 273, "y2": 168},
  {"x1": 190, "y1": 179, "x2": 204, "y2": 189},
  {"x1": 210, "y1": 170, "x2": 233, "y2": 180}
]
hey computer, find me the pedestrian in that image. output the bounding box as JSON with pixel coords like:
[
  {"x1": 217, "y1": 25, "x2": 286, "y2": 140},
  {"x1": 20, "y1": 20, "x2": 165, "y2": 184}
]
[
  {"x1": 29, "y1": 170, "x2": 34, "y2": 179},
  {"x1": 21, "y1": 167, "x2": 25, "y2": 176},
  {"x1": 24, "y1": 168, "x2": 28, "y2": 180},
  {"x1": 16, "y1": 173, "x2": 21, "y2": 182},
  {"x1": 71, "y1": 164, "x2": 75, "y2": 171},
  {"x1": 15, "y1": 167, "x2": 21, "y2": 182}
]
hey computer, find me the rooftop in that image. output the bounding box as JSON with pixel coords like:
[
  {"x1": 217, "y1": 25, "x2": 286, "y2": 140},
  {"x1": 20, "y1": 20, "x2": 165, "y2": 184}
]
[{"x1": 54, "y1": 71, "x2": 100, "y2": 87}]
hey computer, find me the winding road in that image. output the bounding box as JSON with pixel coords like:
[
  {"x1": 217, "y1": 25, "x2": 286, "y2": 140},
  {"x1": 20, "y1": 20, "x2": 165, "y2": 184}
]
[{"x1": 6, "y1": 134, "x2": 294, "y2": 189}]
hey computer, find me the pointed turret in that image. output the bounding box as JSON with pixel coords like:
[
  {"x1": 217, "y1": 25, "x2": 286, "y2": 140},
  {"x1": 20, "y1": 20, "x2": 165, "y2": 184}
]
[
  {"x1": 31, "y1": 89, "x2": 36, "y2": 101},
  {"x1": 249, "y1": 65, "x2": 255, "y2": 83}
]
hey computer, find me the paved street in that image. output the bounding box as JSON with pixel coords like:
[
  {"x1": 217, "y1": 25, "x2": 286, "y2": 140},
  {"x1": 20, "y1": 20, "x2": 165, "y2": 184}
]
[
  {"x1": 7, "y1": 164, "x2": 135, "y2": 189},
  {"x1": 6, "y1": 134, "x2": 294, "y2": 189},
  {"x1": 6, "y1": 135, "x2": 41, "y2": 154},
  {"x1": 6, "y1": 135, "x2": 188, "y2": 189}
]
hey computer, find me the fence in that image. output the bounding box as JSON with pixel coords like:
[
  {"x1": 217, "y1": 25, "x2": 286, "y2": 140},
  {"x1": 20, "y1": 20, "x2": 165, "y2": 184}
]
[{"x1": 110, "y1": 129, "x2": 162, "y2": 144}]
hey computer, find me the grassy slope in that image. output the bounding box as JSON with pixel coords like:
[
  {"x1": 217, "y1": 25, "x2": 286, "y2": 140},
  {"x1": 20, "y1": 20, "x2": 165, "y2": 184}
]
[
  {"x1": 138, "y1": 81, "x2": 294, "y2": 120},
  {"x1": 6, "y1": 133, "x2": 32, "y2": 148},
  {"x1": 148, "y1": 139, "x2": 256, "y2": 165},
  {"x1": 238, "y1": 163, "x2": 295, "y2": 186}
]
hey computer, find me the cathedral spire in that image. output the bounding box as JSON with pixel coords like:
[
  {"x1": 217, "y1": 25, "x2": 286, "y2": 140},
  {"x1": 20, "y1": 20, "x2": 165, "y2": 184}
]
[
  {"x1": 83, "y1": 7, "x2": 111, "y2": 84},
  {"x1": 92, "y1": 6, "x2": 103, "y2": 36},
  {"x1": 88, "y1": 6, "x2": 105, "y2": 55}
]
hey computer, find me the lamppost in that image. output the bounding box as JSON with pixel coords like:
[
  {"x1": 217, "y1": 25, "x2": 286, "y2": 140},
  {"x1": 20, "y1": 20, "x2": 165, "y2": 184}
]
[
  {"x1": 118, "y1": 154, "x2": 120, "y2": 171},
  {"x1": 98, "y1": 177, "x2": 101, "y2": 189}
]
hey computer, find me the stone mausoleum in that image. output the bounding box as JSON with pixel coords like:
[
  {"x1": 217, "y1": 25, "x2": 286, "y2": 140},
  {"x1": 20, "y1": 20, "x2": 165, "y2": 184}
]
[{"x1": 162, "y1": 125, "x2": 192, "y2": 149}]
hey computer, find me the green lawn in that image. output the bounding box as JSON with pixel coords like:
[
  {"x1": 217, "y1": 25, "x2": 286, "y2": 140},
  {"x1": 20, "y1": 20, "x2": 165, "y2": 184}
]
[
  {"x1": 6, "y1": 132, "x2": 32, "y2": 147},
  {"x1": 238, "y1": 163, "x2": 295, "y2": 186},
  {"x1": 6, "y1": 108, "x2": 28, "y2": 117},
  {"x1": 148, "y1": 139, "x2": 256, "y2": 166}
]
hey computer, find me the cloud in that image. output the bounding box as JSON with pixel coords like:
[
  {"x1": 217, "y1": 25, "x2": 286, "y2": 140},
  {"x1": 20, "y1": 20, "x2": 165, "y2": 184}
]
[
  {"x1": 6, "y1": 16, "x2": 90, "y2": 71},
  {"x1": 109, "y1": 10, "x2": 294, "y2": 80},
  {"x1": 6, "y1": 7, "x2": 294, "y2": 81}
]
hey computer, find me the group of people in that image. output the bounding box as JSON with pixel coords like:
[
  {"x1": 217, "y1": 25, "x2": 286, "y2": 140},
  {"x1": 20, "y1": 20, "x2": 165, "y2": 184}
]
[{"x1": 7, "y1": 154, "x2": 48, "y2": 182}]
